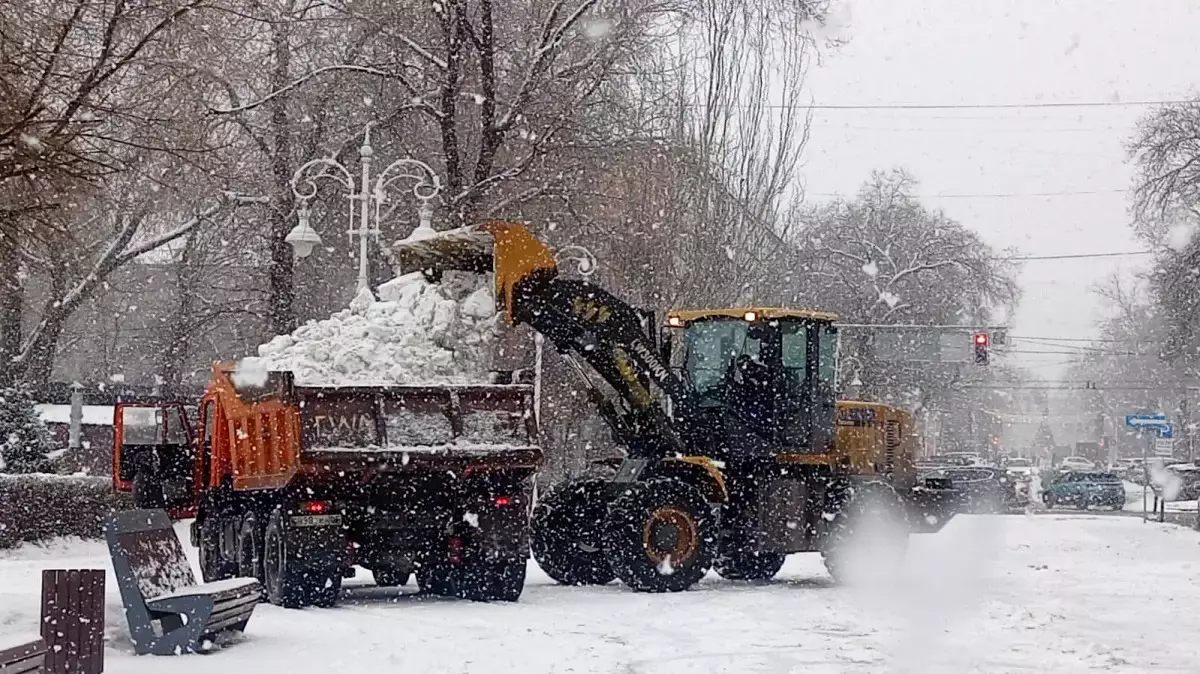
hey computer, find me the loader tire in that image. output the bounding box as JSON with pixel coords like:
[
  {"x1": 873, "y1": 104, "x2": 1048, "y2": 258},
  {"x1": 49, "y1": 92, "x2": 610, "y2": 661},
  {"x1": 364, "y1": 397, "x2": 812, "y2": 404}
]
[
  {"x1": 531, "y1": 478, "x2": 615, "y2": 586},
  {"x1": 602, "y1": 479, "x2": 716, "y2": 593},
  {"x1": 821, "y1": 482, "x2": 909, "y2": 585},
  {"x1": 714, "y1": 545, "x2": 786, "y2": 581}
]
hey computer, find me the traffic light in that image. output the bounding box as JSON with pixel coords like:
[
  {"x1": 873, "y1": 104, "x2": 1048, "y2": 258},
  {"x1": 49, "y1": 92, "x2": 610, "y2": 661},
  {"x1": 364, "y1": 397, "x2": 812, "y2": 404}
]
[{"x1": 973, "y1": 332, "x2": 989, "y2": 365}]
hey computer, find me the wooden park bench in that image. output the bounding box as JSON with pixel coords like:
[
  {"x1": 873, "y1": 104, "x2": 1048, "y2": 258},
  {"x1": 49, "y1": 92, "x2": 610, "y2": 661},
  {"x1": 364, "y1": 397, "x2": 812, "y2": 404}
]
[
  {"x1": 0, "y1": 636, "x2": 46, "y2": 674},
  {"x1": 104, "y1": 509, "x2": 262, "y2": 655}
]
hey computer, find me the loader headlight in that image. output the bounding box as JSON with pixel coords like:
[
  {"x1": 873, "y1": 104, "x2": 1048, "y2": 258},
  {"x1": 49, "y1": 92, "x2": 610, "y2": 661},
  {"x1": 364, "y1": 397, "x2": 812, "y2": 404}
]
[{"x1": 743, "y1": 311, "x2": 758, "y2": 322}]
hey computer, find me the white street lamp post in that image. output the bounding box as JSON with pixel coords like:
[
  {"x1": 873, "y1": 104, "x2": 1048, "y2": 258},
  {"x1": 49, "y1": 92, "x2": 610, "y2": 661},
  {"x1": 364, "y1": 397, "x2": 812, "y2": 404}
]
[{"x1": 289, "y1": 123, "x2": 441, "y2": 292}]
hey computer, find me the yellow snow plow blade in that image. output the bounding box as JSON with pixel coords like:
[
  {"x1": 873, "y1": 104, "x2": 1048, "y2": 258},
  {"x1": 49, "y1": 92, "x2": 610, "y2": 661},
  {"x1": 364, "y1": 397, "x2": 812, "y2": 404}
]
[{"x1": 394, "y1": 221, "x2": 558, "y2": 323}]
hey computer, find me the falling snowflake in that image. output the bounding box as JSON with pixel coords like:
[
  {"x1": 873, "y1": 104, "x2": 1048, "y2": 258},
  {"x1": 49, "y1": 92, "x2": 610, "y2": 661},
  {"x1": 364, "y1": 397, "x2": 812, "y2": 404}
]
[
  {"x1": 879, "y1": 290, "x2": 901, "y2": 308},
  {"x1": 657, "y1": 554, "x2": 675, "y2": 576},
  {"x1": 861, "y1": 260, "x2": 878, "y2": 277}
]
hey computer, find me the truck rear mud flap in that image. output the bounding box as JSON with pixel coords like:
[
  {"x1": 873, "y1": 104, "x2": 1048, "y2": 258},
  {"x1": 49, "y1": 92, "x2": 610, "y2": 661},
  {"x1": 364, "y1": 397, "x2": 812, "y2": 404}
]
[{"x1": 905, "y1": 483, "x2": 960, "y2": 534}]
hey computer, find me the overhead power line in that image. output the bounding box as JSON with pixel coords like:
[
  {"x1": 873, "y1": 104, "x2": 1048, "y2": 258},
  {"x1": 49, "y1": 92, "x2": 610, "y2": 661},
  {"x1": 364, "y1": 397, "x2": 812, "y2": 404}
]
[
  {"x1": 747, "y1": 99, "x2": 1194, "y2": 111},
  {"x1": 809, "y1": 189, "x2": 1128, "y2": 200},
  {"x1": 1009, "y1": 335, "x2": 1137, "y2": 343},
  {"x1": 1005, "y1": 250, "x2": 1154, "y2": 261}
]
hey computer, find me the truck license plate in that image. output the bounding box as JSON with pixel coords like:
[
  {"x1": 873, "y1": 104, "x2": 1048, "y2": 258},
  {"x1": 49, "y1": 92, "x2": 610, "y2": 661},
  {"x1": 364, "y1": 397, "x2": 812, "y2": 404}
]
[{"x1": 291, "y1": 514, "x2": 343, "y2": 528}]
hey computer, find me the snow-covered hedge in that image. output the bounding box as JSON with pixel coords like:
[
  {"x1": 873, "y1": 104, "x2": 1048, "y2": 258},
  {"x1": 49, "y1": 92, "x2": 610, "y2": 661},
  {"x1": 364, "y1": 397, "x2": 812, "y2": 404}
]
[{"x1": 0, "y1": 474, "x2": 131, "y2": 549}]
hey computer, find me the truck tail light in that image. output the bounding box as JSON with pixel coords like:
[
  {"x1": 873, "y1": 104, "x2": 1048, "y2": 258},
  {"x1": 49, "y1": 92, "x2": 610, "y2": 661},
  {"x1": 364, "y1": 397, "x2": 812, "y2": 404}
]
[
  {"x1": 448, "y1": 536, "x2": 463, "y2": 564},
  {"x1": 494, "y1": 495, "x2": 513, "y2": 507},
  {"x1": 300, "y1": 500, "x2": 329, "y2": 514}
]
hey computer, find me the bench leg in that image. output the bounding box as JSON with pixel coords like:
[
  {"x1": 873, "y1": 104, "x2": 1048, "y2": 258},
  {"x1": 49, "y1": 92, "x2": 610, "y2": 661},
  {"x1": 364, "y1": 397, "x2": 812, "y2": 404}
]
[{"x1": 144, "y1": 602, "x2": 214, "y2": 656}]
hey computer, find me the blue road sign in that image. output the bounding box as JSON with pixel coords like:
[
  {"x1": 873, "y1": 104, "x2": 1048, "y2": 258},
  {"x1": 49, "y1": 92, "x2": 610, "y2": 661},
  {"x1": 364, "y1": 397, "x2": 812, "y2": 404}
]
[
  {"x1": 1126, "y1": 414, "x2": 1168, "y2": 428},
  {"x1": 1159, "y1": 423, "x2": 1175, "y2": 439}
]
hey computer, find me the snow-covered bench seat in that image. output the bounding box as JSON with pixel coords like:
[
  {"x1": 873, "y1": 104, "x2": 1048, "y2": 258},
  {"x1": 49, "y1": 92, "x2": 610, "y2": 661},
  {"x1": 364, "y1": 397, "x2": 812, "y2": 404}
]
[
  {"x1": 104, "y1": 509, "x2": 262, "y2": 655},
  {"x1": 0, "y1": 634, "x2": 46, "y2": 673}
]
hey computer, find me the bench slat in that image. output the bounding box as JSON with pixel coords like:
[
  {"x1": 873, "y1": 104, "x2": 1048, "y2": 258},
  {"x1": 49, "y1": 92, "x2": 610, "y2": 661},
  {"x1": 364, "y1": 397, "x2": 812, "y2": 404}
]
[
  {"x1": 202, "y1": 609, "x2": 256, "y2": 636},
  {"x1": 211, "y1": 592, "x2": 262, "y2": 616},
  {"x1": 0, "y1": 639, "x2": 47, "y2": 674}
]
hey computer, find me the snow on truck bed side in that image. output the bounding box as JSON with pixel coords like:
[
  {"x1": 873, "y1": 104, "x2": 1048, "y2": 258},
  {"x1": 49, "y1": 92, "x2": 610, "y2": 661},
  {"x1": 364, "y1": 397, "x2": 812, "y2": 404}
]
[{"x1": 240, "y1": 271, "x2": 500, "y2": 387}]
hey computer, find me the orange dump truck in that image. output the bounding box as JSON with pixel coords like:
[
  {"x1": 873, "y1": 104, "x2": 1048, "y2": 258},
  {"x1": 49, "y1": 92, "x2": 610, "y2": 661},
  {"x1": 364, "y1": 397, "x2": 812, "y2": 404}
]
[{"x1": 112, "y1": 362, "x2": 542, "y2": 607}]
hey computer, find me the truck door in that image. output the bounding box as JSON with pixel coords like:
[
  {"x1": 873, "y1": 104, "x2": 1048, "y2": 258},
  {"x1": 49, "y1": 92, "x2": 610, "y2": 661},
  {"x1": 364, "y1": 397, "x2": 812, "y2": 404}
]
[{"x1": 112, "y1": 402, "x2": 197, "y2": 518}]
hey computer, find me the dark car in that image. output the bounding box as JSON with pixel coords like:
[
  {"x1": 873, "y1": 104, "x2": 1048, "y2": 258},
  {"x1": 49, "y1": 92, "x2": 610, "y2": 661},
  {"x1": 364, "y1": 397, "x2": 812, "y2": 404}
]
[
  {"x1": 923, "y1": 466, "x2": 1010, "y2": 513},
  {"x1": 1041, "y1": 471, "x2": 1124, "y2": 510}
]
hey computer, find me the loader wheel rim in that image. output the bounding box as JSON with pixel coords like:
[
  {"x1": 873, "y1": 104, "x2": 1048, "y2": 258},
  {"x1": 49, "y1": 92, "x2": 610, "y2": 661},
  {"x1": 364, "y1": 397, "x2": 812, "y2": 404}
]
[{"x1": 642, "y1": 507, "x2": 698, "y2": 565}]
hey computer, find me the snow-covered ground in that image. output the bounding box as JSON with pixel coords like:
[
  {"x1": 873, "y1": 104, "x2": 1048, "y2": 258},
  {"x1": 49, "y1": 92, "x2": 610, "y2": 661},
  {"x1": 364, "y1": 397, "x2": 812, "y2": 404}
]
[{"x1": 4, "y1": 514, "x2": 1200, "y2": 672}]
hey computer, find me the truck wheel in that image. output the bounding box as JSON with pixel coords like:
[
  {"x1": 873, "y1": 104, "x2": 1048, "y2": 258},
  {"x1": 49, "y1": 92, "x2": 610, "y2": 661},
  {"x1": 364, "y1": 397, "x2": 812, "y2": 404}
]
[
  {"x1": 457, "y1": 558, "x2": 527, "y2": 602},
  {"x1": 236, "y1": 512, "x2": 264, "y2": 582},
  {"x1": 531, "y1": 478, "x2": 615, "y2": 586},
  {"x1": 416, "y1": 562, "x2": 456, "y2": 597},
  {"x1": 602, "y1": 479, "x2": 716, "y2": 593},
  {"x1": 372, "y1": 566, "x2": 410, "y2": 587},
  {"x1": 198, "y1": 516, "x2": 236, "y2": 582},
  {"x1": 714, "y1": 543, "x2": 786, "y2": 581},
  {"x1": 263, "y1": 509, "x2": 342, "y2": 608},
  {"x1": 821, "y1": 482, "x2": 909, "y2": 585}
]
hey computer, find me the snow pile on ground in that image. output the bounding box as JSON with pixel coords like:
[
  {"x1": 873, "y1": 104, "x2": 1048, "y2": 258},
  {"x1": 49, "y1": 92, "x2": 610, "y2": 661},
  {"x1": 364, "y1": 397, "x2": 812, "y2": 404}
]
[{"x1": 241, "y1": 271, "x2": 500, "y2": 387}]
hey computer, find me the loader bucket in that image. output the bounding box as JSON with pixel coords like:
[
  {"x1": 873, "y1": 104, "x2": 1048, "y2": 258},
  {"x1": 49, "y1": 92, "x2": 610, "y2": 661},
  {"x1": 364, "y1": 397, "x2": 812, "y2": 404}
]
[{"x1": 394, "y1": 221, "x2": 558, "y2": 323}]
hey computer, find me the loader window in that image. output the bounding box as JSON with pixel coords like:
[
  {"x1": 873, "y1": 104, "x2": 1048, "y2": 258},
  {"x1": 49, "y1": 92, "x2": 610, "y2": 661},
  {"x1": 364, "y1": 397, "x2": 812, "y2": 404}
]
[
  {"x1": 818, "y1": 325, "x2": 838, "y2": 390},
  {"x1": 781, "y1": 322, "x2": 808, "y2": 393},
  {"x1": 683, "y1": 319, "x2": 762, "y2": 399}
]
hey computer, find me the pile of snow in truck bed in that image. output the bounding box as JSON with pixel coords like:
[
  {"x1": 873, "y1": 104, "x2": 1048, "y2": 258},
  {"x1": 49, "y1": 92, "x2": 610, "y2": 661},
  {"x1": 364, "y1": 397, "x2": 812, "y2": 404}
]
[{"x1": 241, "y1": 271, "x2": 500, "y2": 386}]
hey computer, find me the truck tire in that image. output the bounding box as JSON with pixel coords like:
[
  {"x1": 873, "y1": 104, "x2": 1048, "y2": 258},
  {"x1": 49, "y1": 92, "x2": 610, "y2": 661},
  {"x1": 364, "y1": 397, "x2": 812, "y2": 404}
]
[
  {"x1": 372, "y1": 566, "x2": 410, "y2": 587},
  {"x1": 416, "y1": 562, "x2": 455, "y2": 597},
  {"x1": 263, "y1": 509, "x2": 342, "y2": 608},
  {"x1": 236, "y1": 512, "x2": 264, "y2": 582},
  {"x1": 198, "y1": 516, "x2": 236, "y2": 582},
  {"x1": 531, "y1": 478, "x2": 615, "y2": 586},
  {"x1": 821, "y1": 482, "x2": 909, "y2": 585},
  {"x1": 714, "y1": 544, "x2": 786, "y2": 581},
  {"x1": 457, "y1": 557, "x2": 527, "y2": 602},
  {"x1": 602, "y1": 479, "x2": 716, "y2": 593}
]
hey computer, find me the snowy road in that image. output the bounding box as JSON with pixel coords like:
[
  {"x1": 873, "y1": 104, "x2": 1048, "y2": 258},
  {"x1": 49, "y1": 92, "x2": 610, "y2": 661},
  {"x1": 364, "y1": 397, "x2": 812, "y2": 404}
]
[{"x1": 3, "y1": 514, "x2": 1200, "y2": 673}]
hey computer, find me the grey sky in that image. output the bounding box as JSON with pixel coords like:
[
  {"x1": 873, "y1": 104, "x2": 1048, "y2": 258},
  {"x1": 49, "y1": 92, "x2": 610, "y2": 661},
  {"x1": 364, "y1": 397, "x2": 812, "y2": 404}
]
[{"x1": 801, "y1": 0, "x2": 1200, "y2": 376}]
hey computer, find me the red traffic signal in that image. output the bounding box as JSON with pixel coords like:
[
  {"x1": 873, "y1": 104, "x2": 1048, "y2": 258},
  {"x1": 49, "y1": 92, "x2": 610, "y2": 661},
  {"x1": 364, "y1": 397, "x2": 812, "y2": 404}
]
[{"x1": 973, "y1": 332, "x2": 989, "y2": 365}]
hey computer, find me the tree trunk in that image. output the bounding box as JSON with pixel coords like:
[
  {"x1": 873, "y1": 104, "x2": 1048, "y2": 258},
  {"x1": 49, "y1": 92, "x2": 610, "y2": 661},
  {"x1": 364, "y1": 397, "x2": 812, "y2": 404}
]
[
  {"x1": 0, "y1": 229, "x2": 22, "y2": 387},
  {"x1": 266, "y1": 19, "x2": 296, "y2": 337},
  {"x1": 156, "y1": 231, "x2": 199, "y2": 397}
]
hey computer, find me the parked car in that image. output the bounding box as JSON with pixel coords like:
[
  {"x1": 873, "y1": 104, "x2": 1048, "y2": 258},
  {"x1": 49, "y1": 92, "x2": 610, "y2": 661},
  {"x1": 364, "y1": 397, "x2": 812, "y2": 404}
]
[
  {"x1": 933, "y1": 466, "x2": 1011, "y2": 513},
  {"x1": 1109, "y1": 458, "x2": 1139, "y2": 480},
  {"x1": 1059, "y1": 456, "x2": 1096, "y2": 472},
  {"x1": 1042, "y1": 471, "x2": 1124, "y2": 510},
  {"x1": 1003, "y1": 457, "x2": 1034, "y2": 482}
]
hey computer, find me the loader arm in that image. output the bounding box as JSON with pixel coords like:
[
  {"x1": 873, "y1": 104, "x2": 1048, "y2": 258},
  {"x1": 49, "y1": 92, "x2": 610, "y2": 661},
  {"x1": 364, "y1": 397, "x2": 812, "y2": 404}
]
[{"x1": 398, "y1": 221, "x2": 701, "y2": 461}]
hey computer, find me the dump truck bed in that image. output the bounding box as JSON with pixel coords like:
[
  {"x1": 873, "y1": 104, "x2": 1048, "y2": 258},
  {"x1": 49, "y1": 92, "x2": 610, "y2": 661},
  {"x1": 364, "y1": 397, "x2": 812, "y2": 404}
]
[{"x1": 211, "y1": 366, "x2": 541, "y2": 491}]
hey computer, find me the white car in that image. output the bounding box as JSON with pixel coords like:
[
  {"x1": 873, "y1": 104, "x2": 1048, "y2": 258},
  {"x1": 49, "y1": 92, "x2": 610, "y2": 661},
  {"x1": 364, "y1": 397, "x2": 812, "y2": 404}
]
[
  {"x1": 1005, "y1": 457, "x2": 1034, "y2": 481},
  {"x1": 1060, "y1": 456, "x2": 1096, "y2": 472}
]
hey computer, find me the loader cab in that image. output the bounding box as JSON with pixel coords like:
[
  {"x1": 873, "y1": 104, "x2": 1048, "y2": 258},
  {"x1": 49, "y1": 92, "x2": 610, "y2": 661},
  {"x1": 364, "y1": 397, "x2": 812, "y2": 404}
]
[
  {"x1": 665, "y1": 308, "x2": 838, "y2": 454},
  {"x1": 112, "y1": 402, "x2": 198, "y2": 518}
]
